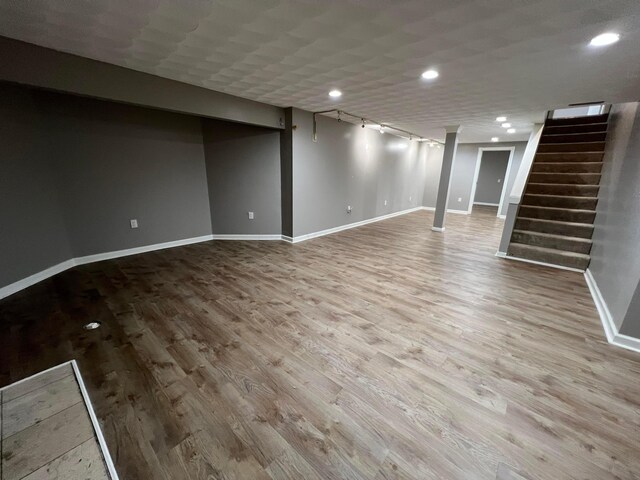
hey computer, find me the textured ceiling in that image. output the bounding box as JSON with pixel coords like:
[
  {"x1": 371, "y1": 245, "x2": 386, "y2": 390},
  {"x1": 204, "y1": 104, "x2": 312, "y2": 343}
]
[{"x1": 1, "y1": 0, "x2": 640, "y2": 142}]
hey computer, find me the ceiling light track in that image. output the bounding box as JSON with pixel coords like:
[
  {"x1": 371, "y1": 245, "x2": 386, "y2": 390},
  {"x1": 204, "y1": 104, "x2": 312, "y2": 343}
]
[{"x1": 312, "y1": 109, "x2": 443, "y2": 145}]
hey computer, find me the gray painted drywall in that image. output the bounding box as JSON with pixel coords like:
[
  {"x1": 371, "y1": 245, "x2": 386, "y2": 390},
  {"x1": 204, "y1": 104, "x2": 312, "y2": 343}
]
[
  {"x1": 44, "y1": 91, "x2": 213, "y2": 257},
  {"x1": 280, "y1": 108, "x2": 294, "y2": 237},
  {"x1": 422, "y1": 147, "x2": 444, "y2": 208},
  {"x1": 202, "y1": 119, "x2": 281, "y2": 235},
  {"x1": 291, "y1": 109, "x2": 428, "y2": 237},
  {"x1": 589, "y1": 102, "x2": 640, "y2": 336},
  {"x1": 474, "y1": 151, "x2": 510, "y2": 205},
  {"x1": 0, "y1": 83, "x2": 73, "y2": 287},
  {"x1": 623, "y1": 283, "x2": 640, "y2": 338},
  {"x1": 0, "y1": 36, "x2": 284, "y2": 129},
  {"x1": 447, "y1": 142, "x2": 527, "y2": 215},
  {"x1": 433, "y1": 131, "x2": 459, "y2": 229}
]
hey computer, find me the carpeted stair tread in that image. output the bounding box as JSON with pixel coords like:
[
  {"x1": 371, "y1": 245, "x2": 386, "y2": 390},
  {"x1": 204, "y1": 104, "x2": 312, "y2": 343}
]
[
  {"x1": 522, "y1": 194, "x2": 598, "y2": 209},
  {"x1": 540, "y1": 132, "x2": 607, "y2": 143},
  {"x1": 514, "y1": 217, "x2": 594, "y2": 238},
  {"x1": 545, "y1": 114, "x2": 608, "y2": 126},
  {"x1": 528, "y1": 172, "x2": 601, "y2": 185},
  {"x1": 525, "y1": 183, "x2": 600, "y2": 196},
  {"x1": 531, "y1": 162, "x2": 603, "y2": 173},
  {"x1": 543, "y1": 123, "x2": 608, "y2": 135},
  {"x1": 512, "y1": 230, "x2": 592, "y2": 254},
  {"x1": 518, "y1": 205, "x2": 596, "y2": 223},
  {"x1": 537, "y1": 142, "x2": 606, "y2": 153},
  {"x1": 535, "y1": 152, "x2": 604, "y2": 162},
  {"x1": 507, "y1": 243, "x2": 590, "y2": 270}
]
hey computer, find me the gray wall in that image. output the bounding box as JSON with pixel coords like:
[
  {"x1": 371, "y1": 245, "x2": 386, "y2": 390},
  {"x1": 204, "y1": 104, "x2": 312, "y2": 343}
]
[
  {"x1": 291, "y1": 109, "x2": 428, "y2": 237},
  {"x1": 1, "y1": 83, "x2": 215, "y2": 289},
  {"x1": 422, "y1": 147, "x2": 444, "y2": 208},
  {"x1": 474, "y1": 151, "x2": 510, "y2": 205},
  {"x1": 589, "y1": 102, "x2": 640, "y2": 337},
  {"x1": 0, "y1": 83, "x2": 73, "y2": 287},
  {"x1": 203, "y1": 119, "x2": 281, "y2": 235},
  {"x1": 45, "y1": 92, "x2": 213, "y2": 257},
  {"x1": 445, "y1": 142, "x2": 527, "y2": 215}
]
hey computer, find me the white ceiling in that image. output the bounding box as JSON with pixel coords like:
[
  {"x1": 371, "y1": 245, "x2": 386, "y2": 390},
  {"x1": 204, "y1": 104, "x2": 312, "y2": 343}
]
[{"x1": 1, "y1": 0, "x2": 639, "y2": 142}]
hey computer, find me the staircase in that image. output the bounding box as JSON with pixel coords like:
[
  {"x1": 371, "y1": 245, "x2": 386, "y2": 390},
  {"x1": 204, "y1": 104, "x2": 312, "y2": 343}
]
[{"x1": 508, "y1": 113, "x2": 608, "y2": 270}]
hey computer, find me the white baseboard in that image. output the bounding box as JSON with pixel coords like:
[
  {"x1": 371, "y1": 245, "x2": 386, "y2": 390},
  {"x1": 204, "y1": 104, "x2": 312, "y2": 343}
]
[
  {"x1": 0, "y1": 259, "x2": 77, "y2": 300},
  {"x1": 497, "y1": 214, "x2": 506, "y2": 219},
  {"x1": 74, "y1": 235, "x2": 215, "y2": 266},
  {"x1": 473, "y1": 202, "x2": 499, "y2": 206},
  {"x1": 422, "y1": 206, "x2": 436, "y2": 211},
  {"x1": 431, "y1": 226, "x2": 445, "y2": 232},
  {"x1": 211, "y1": 234, "x2": 282, "y2": 241},
  {"x1": 0, "y1": 235, "x2": 215, "y2": 300},
  {"x1": 447, "y1": 209, "x2": 469, "y2": 215},
  {"x1": 497, "y1": 253, "x2": 584, "y2": 273},
  {"x1": 495, "y1": 251, "x2": 507, "y2": 258},
  {"x1": 290, "y1": 206, "x2": 424, "y2": 243},
  {"x1": 1, "y1": 207, "x2": 434, "y2": 300},
  {"x1": 584, "y1": 269, "x2": 640, "y2": 353}
]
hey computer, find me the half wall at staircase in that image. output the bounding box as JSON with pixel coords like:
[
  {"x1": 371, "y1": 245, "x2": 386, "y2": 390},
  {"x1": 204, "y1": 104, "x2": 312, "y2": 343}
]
[{"x1": 588, "y1": 102, "x2": 640, "y2": 339}]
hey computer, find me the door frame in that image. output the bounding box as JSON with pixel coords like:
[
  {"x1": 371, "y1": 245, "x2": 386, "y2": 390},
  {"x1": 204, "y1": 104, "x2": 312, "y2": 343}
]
[{"x1": 468, "y1": 146, "x2": 515, "y2": 218}]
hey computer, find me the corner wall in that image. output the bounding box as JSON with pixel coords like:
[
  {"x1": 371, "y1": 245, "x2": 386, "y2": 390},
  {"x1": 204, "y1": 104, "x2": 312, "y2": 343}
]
[
  {"x1": 0, "y1": 84, "x2": 72, "y2": 287},
  {"x1": 291, "y1": 109, "x2": 429, "y2": 237},
  {"x1": 202, "y1": 119, "x2": 282, "y2": 235},
  {"x1": 589, "y1": 102, "x2": 640, "y2": 338}
]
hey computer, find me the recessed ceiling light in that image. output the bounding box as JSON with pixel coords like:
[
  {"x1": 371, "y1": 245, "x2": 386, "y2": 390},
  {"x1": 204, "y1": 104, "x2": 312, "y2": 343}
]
[
  {"x1": 496, "y1": 116, "x2": 507, "y2": 122},
  {"x1": 502, "y1": 123, "x2": 512, "y2": 128},
  {"x1": 84, "y1": 322, "x2": 101, "y2": 330},
  {"x1": 491, "y1": 137, "x2": 499, "y2": 142},
  {"x1": 421, "y1": 69, "x2": 439, "y2": 80},
  {"x1": 590, "y1": 33, "x2": 620, "y2": 47},
  {"x1": 329, "y1": 89, "x2": 342, "y2": 98},
  {"x1": 507, "y1": 128, "x2": 516, "y2": 134}
]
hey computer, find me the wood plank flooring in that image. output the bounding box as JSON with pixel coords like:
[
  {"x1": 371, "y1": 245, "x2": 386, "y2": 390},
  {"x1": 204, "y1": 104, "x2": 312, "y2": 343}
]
[
  {"x1": 0, "y1": 363, "x2": 110, "y2": 479},
  {"x1": 1, "y1": 207, "x2": 639, "y2": 479}
]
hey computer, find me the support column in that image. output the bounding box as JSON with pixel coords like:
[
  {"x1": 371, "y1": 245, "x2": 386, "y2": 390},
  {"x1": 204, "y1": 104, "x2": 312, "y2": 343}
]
[{"x1": 432, "y1": 125, "x2": 461, "y2": 232}]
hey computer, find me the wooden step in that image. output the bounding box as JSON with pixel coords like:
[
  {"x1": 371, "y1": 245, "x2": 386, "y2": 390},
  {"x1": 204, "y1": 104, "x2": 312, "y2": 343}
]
[
  {"x1": 531, "y1": 162, "x2": 603, "y2": 173},
  {"x1": 545, "y1": 114, "x2": 608, "y2": 126},
  {"x1": 528, "y1": 172, "x2": 601, "y2": 185},
  {"x1": 514, "y1": 217, "x2": 594, "y2": 238},
  {"x1": 522, "y1": 194, "x2": 598, "y2": 209},
  {"x1": 508, "y1": 243, "x2": 590, "y2": 270},
  {"x1": 537, "y1": 142, "x2": 605, "y2": 153},
  {"x1": 519, "y1": 205, "x2": 596, "y2": 223},
  {"x1": 534, "y1": 152, "x2": 604, "y2": 162},
  {"x1": 540, "y1": 132, "x2": 607, "y2": 144},
  {"x1": 511, "y1": 230, "x2": 592, "y2": 254},
  {"x1": 525, "y1": 183, "x2": 600, "y2": 196},
  {"x1": 543, "y1": 123, "x2": 608, "y2": 135}
]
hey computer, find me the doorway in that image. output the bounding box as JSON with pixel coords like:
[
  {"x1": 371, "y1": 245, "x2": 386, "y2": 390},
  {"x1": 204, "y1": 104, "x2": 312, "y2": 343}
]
[{"x1": 469, "y1": 147, "x2": 514, "y2": 218}]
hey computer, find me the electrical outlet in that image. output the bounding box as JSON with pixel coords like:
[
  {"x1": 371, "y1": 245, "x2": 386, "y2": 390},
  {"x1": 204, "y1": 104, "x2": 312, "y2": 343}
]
[
  {"x1": 384, "y1": 200, "x2": 388, "y2": 206},
  {"x1": 248, "y1": 212, "x2": 254, "y2": 220},
  {"x1": 347, "y1": 205, "x2": 352, "y2": 213},
  {"x1": 409, "y1": 196, "x2": 412, "y2": 201},
  {"x1": 457, "y1": 197, "x2": 462, "y2": 202},
  {"x1": 130, "y1": 219, "x2": 138, "y2": 229}
]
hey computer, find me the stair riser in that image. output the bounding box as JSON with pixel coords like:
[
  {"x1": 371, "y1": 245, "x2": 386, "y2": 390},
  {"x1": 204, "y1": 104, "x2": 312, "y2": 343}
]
[
  {"x1": 522, "y1": 195, "x2": 598, "y2": 209},
  {"x1": 545, "y1": 114, "x2": 608, "y2": 126},
  {"x1": 535, "y1": 152, "x2": 604, "y2": 162},
  {"x1": 515, "y1": 218, "x2": 593, "y2": 238},
  {"x1": 532, "y1": 163, "x2": 603, "y2": 173},
  {"x1": 519, "y1": 206, "x2": 596, "y2": 223},
  {"x1": 508, "y1": 244, "x2": 590, "y2": 270},
  {"x1": 525, "y1": 184, "x2": 599, "y2": 196},
  {"x1": 528, "y1": 173, "x2": 601, "y2": 185},
  {"x1": 540, "y1": 132, "x2": 607, "y2": 144},
  {"x1": 511, "y1": 232, "x2": 592, "y2": 254},
  {"x1": 543, "y1": 124, "x2": 608, "y2": 135},
  {"x1": 537, "y1": 142, "x2": 605, "y2": 153}
]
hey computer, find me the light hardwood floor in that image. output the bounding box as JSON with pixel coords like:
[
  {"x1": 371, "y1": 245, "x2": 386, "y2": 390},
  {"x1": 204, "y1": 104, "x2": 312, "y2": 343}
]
[
  {"x1": 0, "y1": 363, "x2": 110, "y2": 479},
  {"x1": 1, "y1": 207, "x2": 639, "y2": 479}
]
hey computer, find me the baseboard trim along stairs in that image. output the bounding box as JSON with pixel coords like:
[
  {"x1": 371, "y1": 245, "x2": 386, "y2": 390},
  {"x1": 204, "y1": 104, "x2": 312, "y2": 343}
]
[
  {"x1": 507, "y1": 113, "x2": 609, "y2": 270},
  {"x1": 584, "y1": 269, "x2": 640, "y2": 353}
]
